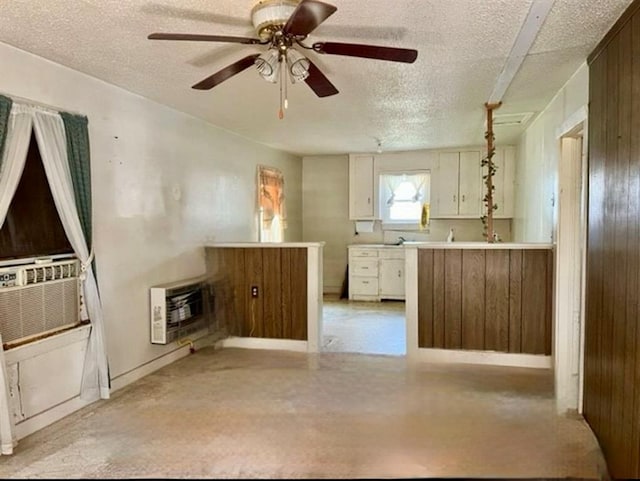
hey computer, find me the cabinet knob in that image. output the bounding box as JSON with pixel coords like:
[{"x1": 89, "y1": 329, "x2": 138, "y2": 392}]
[
  {"x1": 453, "y1": 194, "x2": 457, "y2": 202},
  {"x1": 398, "y1": 270, "x2": 401, "y2": 278},
  {"x1": 462, "y1": 194, "x2": 466, "y2": 202},
  {"x1": 367, "y1": 197, "x2": 371, "y2": 204}
]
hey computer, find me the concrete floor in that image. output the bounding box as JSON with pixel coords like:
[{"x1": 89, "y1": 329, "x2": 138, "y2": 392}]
[
  {"x1": 322, "y1": 298, "x2": 406, "y2": 356},
  {"x1": 0, "y1": 347, "x2": 606, "y2": 479}
]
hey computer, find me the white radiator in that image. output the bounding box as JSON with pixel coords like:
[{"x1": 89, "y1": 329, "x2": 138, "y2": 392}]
[{"x1": 150, "y1": 276, "x2": 210, "y2": 345}]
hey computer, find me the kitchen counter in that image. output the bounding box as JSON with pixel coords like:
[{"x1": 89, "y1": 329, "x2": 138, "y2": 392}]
[
  {"x1": 403, "y1": 241, "x2": 553, "y2": 249},
  {"x1": 206, "y1": 242, "x2": 325, "y2": 248},
  {"x1": 350, "y1": 242, "x2": 553, "y2": 250}
]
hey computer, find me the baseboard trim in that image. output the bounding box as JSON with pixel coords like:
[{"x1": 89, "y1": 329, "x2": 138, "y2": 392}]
[
  {"x1": 411, "y1": 348, "x2": 552, "y2": 369},
  {"x1": 15, "y1": 395, "x2": 95, "y2": 440},
  {"x1": 219, "y1": 337, "x2": 308, "y2": 352},
  {"x1": 110, "y1": 330, "x2": 213, "y2": 392}
]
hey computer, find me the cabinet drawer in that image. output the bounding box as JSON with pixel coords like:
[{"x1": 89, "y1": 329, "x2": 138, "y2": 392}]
[
  {"x1": 379, "y1": 249, "x2": 405, "y2": 260},
  {"x1": 351, "y1": 260, "x2": 379, "y2": 277},
  {"x1": 349, "y1": 248, "x2": 378, "y2": 258},
  {"x1": 350, "y1": 277, "x2": 379, "y2": 296}
]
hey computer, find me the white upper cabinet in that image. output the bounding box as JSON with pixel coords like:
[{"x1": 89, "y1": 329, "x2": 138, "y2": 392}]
[
  {"x1": 347, "y1": 146, "x2": 516, "y2": 221},
  {"x1": 434, "y1": 152, "x2": 459, "y2": 217},
  {"x1": 432, "y1": 151, "x2": 483, "y2": 218},
  {"x1": 491, "y1": 146, "x2": 516, "y2": 218},
  {"x1": 459, "y1": 151, "x2": 483, "y2": 216},
  {"x1": 349, "y1": 154, "x2": 376, "y2": 220}
]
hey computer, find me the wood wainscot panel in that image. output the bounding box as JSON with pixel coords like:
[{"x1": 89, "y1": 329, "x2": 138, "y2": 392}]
[
  {"x1": 206, "y1": 247, "x2": 309, "y2": 342},
  {"x1": 508, "y1": 250, "x2": 523, "y2": 353},
  {"x1": 443, "y1": 250, "x2": 463, "y2": 349},
  {"x1": 417, "y1": 249, "x2": 434, "y2": 347},
  {"x1": 289, "y1": 248, "x2": 308, "y2": 341},
  {"x1": 461, "y1": 250, "x2": 485, "y2": 350},
  {"x1": 416, "y1": 247, "x2": 552, "y2": 356},
  {"x1": 244, "y1": 248, "x2": 264, "y2": 338},
  {"x1": 432, "y1": 250, "x2": 446, "y2": 348},
  {"x1": 521, "y1": 250, "x2": 550, "y2": 355},
  {"x1": 485, "y1": 250, "x2": 510, "y2": 352},
  {"x1": 262, "y1": 248, "x2": 283, "y2": 339}
]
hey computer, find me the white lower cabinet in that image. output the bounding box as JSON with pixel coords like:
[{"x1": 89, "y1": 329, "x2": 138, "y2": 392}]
[{"x1": 348, "y1": 246, "x2": 405, "y2": 301}]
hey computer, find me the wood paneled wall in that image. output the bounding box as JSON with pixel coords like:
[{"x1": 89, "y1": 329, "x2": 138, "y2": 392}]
[
  {"x1": 585, "y1": 1, "x2": 640, "y2": 478},
  {"x1": 417, "y1": 249, "x2": 552, "y2": 355},
  {"x1": 205, "y1": 248, "x2": 308, "y2": 341}
]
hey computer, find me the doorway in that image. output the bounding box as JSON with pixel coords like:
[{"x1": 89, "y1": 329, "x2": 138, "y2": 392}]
[
  {"x1": 321, "y1": 295, "x2": 406, "y2": 356},
  {"x1": 555, "y1": 114, "x2": 588, "y2": 414}
]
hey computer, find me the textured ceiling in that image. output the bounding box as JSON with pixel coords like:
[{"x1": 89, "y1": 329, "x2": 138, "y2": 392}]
[{"x1": 0, "y1": 0, "x2": 632, "y2": 156}]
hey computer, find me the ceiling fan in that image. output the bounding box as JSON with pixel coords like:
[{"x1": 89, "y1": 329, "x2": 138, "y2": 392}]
[{"x1": 148, "y1": 0, "x2": 418, "y2": 117}]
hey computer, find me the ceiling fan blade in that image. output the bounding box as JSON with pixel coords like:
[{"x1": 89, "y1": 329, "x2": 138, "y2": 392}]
[
  {"x1": 148, "y1": 33, "x2": 264, "y2": 45},
  {"x1": 305, "y1": 61, "x2": 339, "y2": 98},
  {"x1": 192, "y1": 54, "x2": 260, "y2": 90},
  {"x1": 283, "y1": 0, "x2": 337, "y2": 36},
  {"x1": 313, "y1": 42, "x2": 418, "y2": 63}
]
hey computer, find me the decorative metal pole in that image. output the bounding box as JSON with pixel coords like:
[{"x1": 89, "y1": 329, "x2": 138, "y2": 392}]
[{"x1": 482, "y1": 101, "x2": 501, "y2": 243}]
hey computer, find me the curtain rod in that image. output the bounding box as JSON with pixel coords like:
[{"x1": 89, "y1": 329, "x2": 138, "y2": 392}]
[{"x1": 0, "y1": 91, "x2": 86, "y2": 117}]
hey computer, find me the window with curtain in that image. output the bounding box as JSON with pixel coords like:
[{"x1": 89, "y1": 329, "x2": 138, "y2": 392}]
[
  {"x1": 0, "y1": 132, "x2": 73, "y2": 260},
  {"x1": 258, "y1": 166, "x2": 287, "y2": 242},
  {"x1": 379, "y1": 171, "x2": 430, "y2": 225}
]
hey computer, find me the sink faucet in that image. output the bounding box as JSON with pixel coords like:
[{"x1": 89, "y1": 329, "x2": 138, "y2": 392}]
[{"x1": 398, "y1": 236, "x2": 406, "y2": 245}]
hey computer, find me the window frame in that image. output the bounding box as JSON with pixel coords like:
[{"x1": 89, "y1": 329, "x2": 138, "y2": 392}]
[{"x1": 379, "y1": 170, "x2": 431, "y2": 227}]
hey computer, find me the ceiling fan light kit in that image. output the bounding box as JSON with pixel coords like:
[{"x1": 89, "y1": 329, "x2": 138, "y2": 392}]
[
  {"x1": 251, "y1": 0, "x2": 299, "y2": 40},
  {"x1": 148, "y1": 0, "x2": 419, "y2": 118}
]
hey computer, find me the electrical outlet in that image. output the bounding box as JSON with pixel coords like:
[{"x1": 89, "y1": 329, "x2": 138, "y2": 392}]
[{"x1": 251, "y1": 286, "x2": 259, "y2": 298}]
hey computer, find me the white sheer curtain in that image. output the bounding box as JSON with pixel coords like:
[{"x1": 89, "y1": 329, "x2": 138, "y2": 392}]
[
  {"x1": 0, "y1": 104, "x2": 35, "y2": 455},
  {"x1": 32, "y1": 110, "x2": 110, "y2": 401}
]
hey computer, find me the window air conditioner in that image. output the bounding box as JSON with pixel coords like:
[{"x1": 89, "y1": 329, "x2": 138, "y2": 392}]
[
  {"x1": 150, "y1": 276, "x2": 210, "y2": 345},
  {"x1": 0, "y1": 258, "x2": 81, "y2": 348}
]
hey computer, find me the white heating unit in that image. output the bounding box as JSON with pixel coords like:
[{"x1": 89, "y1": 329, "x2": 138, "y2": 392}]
[
  {"x1": 0, "y1": 257, "x2": 81, "y2": 347},
  {"x1": 150, "y1": 276, "x2": 209, "y2": 345}
]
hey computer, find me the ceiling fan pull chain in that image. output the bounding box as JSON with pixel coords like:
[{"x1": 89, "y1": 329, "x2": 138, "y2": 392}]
[
  {"x1": 279, "y1": 55, "x2": 285, "y2": 119},
  {"x1": 284, "y1": 59, "x2": 289, "y2": 110}
]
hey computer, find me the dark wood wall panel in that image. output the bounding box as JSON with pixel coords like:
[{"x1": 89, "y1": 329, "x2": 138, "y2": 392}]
[
  {"x1": 418, "y1": 249, "x2": 553, "y2": 355},
  {"x1": 205, "y1": 247, "x2": 308, "y2": 341},
  {"x1": 289, "y1": 248, "x2": 308, "y2": 341},
  {"x1": 262, "y1": 248, "x2": 282, "y2": 338},
  {"x1": 417, "y1": 248, "x2": 552, "y2": 355},
  {"x1": 521, "y1": 250, "x2": 550, "y2": 355},
  {"x1": 461, "y1": 250, "x2": 485, "y2": 350},
  {"x1": 629, "y1": 14, "x2": 640, "y2": 475},
  {"x1": 433, "y1": 250, "x2": 446, "y2": 348},
  {"x1": 508, "y1": 250, "x2": 523, "y2": 353},
  {"x1": 485, "y1": 250, "x2": 510, "y2": 352},
  {"x1": 444, "y1": 250, "x2": 463, "y2": 349},
  {"x1": 418, "y1": 249, "x2": 434, "y2": 347},
  {"x1": 585, "y1": 3, "x2": 640, "y2": 477}
]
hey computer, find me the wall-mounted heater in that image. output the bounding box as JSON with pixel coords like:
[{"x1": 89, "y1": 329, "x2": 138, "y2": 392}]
[
  {"x1": 150, "y1": 276, "x2": 210, "y2": 345},
  {"x1": 0, "y1": 257, "x2": 81, "y2": 348}
]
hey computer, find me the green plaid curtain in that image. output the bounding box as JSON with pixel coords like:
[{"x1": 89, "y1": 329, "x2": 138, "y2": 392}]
[
  {"x1": 0, "y1": 95, "x2": 13, "y2": 170},
  {"x1": 60, "y1": 112, "x2": 92, "y2": 251}
]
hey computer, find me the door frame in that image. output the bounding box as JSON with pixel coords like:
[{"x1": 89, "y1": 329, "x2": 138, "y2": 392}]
[{"x1": 554, "y1": 106, "x2": 588, "y2": 414}]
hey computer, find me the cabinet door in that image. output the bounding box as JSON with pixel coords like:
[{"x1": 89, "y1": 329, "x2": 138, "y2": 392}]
[
  {"x1": 489, "y1": 147, "x2": 505, "y2": 217},
  {"x1": 459, "y1": 151, "x2": 482, "y2": 216},
  {"x1": 349, "y1": 155, "x2": 375, "y2": 219},
  {"x1": 379, "y1": 258, "x2": 405, "y2": 299},
  {"x1": 434, "y1": 152, "x2": 459, "y2": 217},
  {"x1": 501, "y1": 146, "x2": 516, "y2": 218}
]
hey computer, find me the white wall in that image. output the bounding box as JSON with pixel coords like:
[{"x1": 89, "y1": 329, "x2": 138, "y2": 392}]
[
  {"x1": 302, "y1": 152, "x2": 512, "y2": 293},
  {"x1": 0, "y1": 42, "x2": 301, "y2": 385},
  {"x1": 513, "y1": 63, "x2": 589, "y2": 242}
]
